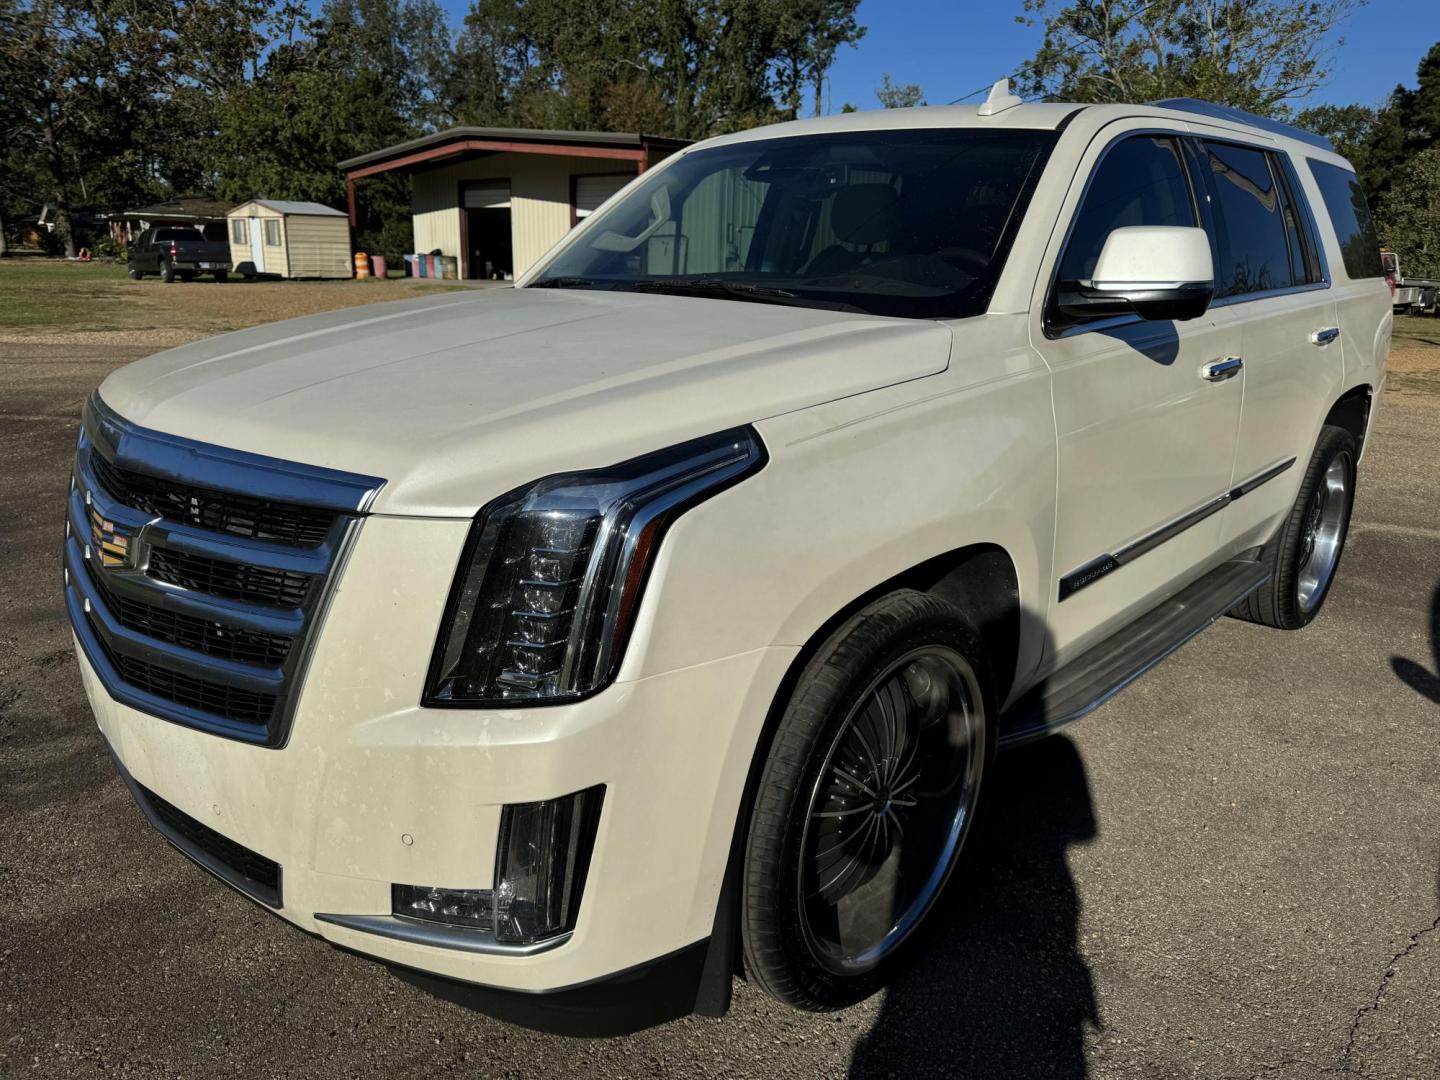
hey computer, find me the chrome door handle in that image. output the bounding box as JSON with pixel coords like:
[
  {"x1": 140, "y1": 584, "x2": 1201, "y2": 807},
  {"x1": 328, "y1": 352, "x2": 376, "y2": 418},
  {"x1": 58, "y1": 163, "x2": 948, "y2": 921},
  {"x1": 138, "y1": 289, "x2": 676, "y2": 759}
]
[
  {"x1": 1311, "y1": 327, "x2": 1340, "y2": 346},
  {"x1": 1201, "y1": 357, "x2": 1243, "y2": 381}
]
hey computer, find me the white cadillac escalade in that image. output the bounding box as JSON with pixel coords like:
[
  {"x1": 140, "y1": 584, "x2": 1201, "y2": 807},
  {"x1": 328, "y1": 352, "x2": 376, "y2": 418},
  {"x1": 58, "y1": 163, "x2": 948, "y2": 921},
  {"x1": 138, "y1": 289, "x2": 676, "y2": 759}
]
[{"x1": 67, "y1": 91, "x2": 1391, "y2": 1034}]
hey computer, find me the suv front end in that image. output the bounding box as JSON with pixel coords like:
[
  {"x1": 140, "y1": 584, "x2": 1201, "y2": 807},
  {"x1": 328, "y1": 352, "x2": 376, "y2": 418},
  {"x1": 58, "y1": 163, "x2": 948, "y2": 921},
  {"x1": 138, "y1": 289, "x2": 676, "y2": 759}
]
[{"x1": 67, "y1": 394, "x2": 785, "y2": 1032}]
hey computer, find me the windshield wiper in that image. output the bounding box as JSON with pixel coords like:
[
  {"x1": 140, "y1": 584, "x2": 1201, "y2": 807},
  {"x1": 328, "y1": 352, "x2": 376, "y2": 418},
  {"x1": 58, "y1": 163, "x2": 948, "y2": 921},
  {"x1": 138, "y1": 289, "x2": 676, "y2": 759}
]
[
  {"x1": 621, "y1": 278, "x2": 866, "y2": 313},
  {"x1": 624, "y1": 278, "x2": 798, "y2": 299},
  {"x1": 529, "y1": 276, "x2": 604, "y2": 289}
]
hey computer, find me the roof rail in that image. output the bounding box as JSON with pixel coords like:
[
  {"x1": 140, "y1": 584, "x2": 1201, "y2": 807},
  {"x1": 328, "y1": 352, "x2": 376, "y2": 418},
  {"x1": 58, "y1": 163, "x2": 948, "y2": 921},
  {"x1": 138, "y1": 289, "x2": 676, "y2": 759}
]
[{"x1": 1150, "y1": 99, "x2": 1335, "y2": 153}]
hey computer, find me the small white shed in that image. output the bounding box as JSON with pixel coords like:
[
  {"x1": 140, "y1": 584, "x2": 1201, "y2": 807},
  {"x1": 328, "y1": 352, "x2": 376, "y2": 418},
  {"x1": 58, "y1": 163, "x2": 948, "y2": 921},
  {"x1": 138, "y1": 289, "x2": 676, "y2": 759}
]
[{"x1": 226, "y1": 200, "x2": 351, "y2": 279}]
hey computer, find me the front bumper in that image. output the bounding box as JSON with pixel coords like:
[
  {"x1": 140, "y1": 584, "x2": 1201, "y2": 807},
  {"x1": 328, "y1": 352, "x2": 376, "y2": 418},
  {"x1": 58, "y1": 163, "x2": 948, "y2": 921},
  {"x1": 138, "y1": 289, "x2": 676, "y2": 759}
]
[{"x1": 77, "y1": 512, "x2": 796, "y2": 1008}]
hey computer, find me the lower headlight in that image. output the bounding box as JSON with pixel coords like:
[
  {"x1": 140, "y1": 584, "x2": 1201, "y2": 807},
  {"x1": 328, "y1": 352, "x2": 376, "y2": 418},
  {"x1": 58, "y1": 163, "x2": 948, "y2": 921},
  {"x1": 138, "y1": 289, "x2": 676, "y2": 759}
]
[
  {"x1": 424, "y1": 427, "x2": 765, "y2": 705},
  {"x1": 393, "y1": 785, "x2": 605, "y2": 945}
]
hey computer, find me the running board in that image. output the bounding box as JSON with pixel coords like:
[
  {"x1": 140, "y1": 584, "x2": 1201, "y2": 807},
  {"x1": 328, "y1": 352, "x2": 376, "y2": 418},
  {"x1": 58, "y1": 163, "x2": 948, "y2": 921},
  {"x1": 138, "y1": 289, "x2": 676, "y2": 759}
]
[{"x1": 998, "y1": 558, "x2": 1270, "y2": 749}]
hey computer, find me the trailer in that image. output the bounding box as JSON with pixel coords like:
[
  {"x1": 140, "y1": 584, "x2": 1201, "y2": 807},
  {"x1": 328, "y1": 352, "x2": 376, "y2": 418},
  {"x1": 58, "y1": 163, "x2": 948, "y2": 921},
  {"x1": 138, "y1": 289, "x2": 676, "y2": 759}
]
[{"x1": 1382, "y1": 250, "x2": 1440, "y2": 315}]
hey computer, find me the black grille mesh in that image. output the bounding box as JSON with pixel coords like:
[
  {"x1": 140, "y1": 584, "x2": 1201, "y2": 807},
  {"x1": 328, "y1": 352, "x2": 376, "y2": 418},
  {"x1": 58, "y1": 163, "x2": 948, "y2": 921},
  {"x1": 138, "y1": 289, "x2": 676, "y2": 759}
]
[
  {"x1": 90, "y1": 452, "x2": 335, "y2": 547},
  {"x1": 138, "y1": 783, "x2": 281, "y2": 900},
  {"x1": 89, "y1": 620, "x2": 277, "y2": 726},
  {"x1": 88, "y1": 565, "x2": 292, "y2": 667},
  {"x1": 148, "y1": 547, "x2": 312, "y2": 609}
]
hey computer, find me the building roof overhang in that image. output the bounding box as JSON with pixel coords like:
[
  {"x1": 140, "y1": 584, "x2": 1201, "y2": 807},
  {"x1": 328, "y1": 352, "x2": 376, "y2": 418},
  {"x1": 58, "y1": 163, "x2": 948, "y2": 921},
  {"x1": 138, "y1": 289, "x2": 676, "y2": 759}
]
[{"x1": 339, "y1": 127, "x2": 690, "y2": 180}]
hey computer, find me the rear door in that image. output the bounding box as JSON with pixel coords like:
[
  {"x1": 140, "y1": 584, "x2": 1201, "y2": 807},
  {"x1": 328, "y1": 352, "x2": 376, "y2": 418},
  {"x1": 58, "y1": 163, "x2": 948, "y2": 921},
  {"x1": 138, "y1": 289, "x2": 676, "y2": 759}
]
[
  {"x1": 1194, "y1": 138, "x2": 1344, "y2": 553},
  {"x1": 1031, "y1": 125, "x2": 1244, "y2": 666}
]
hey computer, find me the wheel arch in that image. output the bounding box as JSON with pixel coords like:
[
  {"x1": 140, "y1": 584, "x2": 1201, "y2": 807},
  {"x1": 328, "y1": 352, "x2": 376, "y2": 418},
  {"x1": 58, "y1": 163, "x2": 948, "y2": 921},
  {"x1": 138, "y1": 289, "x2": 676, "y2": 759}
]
[
  {"x1": 1325, "y1": 384, "x2": 1373, "y2": 458},
  {"x1": 693, "y1": 542, "x2": 1026, "y2": 1009}
]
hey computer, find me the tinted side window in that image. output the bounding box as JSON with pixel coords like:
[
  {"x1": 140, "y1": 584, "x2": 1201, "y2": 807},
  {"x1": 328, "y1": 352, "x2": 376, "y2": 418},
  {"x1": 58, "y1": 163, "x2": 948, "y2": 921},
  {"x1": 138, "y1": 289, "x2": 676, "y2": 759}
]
[
  {"x1": 1306, "y1": 160, "x2": 1384, "y2": 279},
  {"x1": 1058, "y1": 135, "x2": 1196, "y2": 283},
  {"x1": 1273, "y1": 154, "x2": 1326, "y2": 285},
  {"x1": 1200, "y1": 141, "x2": 1295, "y2": 297}
]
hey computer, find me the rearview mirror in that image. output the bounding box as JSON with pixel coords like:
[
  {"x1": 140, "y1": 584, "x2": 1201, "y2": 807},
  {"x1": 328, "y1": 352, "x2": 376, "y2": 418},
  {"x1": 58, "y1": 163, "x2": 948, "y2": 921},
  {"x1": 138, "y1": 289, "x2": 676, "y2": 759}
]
[{"x1": 1057, "y1": 226, "x2": 1214, "y2": 322}]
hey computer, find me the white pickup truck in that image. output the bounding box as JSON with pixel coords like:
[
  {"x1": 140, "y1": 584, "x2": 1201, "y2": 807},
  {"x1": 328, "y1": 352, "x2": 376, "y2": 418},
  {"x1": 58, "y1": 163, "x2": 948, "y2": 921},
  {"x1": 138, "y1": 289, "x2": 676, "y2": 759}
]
[
  {"x1": 1382, "y1": 250, "x2": 1440, "y2": 314},
  {"x1": 67, "y1": 90, "x2": 1390, "y2": 1034}
]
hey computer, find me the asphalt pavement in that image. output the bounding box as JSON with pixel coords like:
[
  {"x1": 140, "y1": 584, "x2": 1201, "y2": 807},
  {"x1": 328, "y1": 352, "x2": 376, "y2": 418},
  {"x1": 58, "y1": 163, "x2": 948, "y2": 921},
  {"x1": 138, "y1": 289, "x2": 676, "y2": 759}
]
[{"x1": 2, "y1": 340, "x2": 1437, "y2": 1079}]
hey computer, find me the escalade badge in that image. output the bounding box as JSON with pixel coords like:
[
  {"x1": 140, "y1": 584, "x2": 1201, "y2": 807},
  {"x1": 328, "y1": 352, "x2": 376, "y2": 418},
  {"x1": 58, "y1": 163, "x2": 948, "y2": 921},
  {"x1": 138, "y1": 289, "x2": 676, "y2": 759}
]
[{"x1": 89, "y1": 507, "x2": 130, "y2": 567}]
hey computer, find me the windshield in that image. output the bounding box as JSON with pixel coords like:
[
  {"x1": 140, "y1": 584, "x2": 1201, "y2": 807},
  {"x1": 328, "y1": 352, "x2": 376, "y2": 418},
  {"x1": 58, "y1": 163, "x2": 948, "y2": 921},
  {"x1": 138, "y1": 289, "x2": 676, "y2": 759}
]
[{"x1": 530, "y1": 128, "x2": 1057, "y2": 319}]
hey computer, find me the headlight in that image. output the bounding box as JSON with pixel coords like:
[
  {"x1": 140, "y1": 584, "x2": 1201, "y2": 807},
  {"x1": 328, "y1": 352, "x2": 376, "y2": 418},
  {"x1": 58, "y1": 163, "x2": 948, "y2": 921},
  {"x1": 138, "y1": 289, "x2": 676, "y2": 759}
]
[{"x1": 424, "y1": 427, "x2": 766, "y2": 705}]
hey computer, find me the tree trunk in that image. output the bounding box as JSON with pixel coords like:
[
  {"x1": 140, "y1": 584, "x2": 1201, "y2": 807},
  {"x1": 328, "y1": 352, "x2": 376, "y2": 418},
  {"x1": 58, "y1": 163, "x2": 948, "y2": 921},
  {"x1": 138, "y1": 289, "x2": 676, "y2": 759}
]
[{"x1": 40, "y1": 110, "x2": 76, "y2": 258}]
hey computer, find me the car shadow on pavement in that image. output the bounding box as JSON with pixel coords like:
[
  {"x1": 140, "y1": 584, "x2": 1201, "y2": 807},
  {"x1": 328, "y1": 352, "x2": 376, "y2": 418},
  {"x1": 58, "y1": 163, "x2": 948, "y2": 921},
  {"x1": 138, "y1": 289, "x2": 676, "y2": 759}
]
[
  {"x1": 849, "y1": 734, "x2": 1099, "y2": 1080},
  {"x1": 1391, "y1": 582, "x2": 1440, "y2": 705}
]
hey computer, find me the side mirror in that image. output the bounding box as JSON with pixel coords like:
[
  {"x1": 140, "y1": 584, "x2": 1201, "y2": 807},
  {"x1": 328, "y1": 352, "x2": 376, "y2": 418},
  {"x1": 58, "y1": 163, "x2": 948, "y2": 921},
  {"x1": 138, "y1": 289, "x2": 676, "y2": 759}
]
[{"x1": 1057, "y1": 226, "x2": 1214, "y2": 322}]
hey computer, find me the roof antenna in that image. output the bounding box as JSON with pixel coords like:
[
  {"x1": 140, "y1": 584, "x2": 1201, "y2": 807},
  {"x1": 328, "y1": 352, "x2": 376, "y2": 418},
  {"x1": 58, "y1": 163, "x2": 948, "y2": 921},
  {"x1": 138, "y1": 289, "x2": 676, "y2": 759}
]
[{"x1": 977, "y1": 77, "x2": 1023, "y2": 117}]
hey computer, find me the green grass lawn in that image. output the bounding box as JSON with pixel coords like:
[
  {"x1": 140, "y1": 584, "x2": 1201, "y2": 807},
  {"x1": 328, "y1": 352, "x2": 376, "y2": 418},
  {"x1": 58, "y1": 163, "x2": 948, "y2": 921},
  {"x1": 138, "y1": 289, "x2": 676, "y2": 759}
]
[
  {"x1": 0, "y1": 258, "x2": 130, "y2": 329},
  {"x1": 1394, "y1": 313, "x2": 1440, "y2": 348}
]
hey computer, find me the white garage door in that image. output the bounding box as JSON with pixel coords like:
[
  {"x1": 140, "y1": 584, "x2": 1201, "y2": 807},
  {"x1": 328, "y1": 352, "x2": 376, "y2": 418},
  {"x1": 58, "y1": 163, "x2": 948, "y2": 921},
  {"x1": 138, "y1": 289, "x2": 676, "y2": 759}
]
[{"x1": 574, "y1": 175, "x2": 631, "y2": 220}]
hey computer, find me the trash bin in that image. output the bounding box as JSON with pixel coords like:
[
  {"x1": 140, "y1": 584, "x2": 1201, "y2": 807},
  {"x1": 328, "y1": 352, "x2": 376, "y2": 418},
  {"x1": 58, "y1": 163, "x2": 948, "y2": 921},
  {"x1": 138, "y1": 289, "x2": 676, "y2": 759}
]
[
  {"x1": 371, "y1": 255, "x2": 388, "y2": 279},
  {"x1": 441, "y1": 255, "x2": 459, "y2": 280}
]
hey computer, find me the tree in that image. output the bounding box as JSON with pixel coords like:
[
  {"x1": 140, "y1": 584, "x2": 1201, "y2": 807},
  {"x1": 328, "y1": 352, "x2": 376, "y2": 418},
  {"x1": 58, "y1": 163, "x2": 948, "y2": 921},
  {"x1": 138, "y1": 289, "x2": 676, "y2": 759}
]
[
  {"x1": 1397, "y1": 41, "x2": 1440, "y2": 152},
  {"x1": 1016, "y1": 0, "x2": 1366, "y2": 116},
  {"x1": 1302, "y1": 41, "x2": 1439, "y2": 205},
  {"x1": 443, "y1": 0, "x2": 863, "y2": 140},
  {"x1": 1295, "y1": 103, "x2": 1377, "y2": 169},
  {"x1": 876, "y1": 73, "x2": 924, "y2": 109},
  {"x1": 1376, "y1": 147, "x2": 1440, "y2": 279}
]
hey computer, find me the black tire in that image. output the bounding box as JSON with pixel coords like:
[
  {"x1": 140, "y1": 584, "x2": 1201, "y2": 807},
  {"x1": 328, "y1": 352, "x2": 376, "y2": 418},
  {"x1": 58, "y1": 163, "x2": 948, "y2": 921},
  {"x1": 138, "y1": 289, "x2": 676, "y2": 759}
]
[
  {"x1": 213, "y1": 270, "x2": 228, "y2": 283},
  {"x1": 159, "y1": 261, "x2": 175, "y2": 284},
  {"x1": 178, "y1": 270, "x2": 195, "y2": 283},
  {"x1": 1231, "y1": 424, "x2": 1357, "y2": 630},
  {"x1": 741, "y1": 589, "x2": 995, "y2": 1011},
  {"x1": 127, "y1": 267, "x2": 142, "y2": 280}
]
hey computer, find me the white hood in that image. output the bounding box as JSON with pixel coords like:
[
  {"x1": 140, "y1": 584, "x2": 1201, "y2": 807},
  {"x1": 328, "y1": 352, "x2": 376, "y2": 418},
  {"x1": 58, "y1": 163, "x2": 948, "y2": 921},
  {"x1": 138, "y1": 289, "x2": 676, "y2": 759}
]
[{"x1": 99, "y1": 287, "x2": 952, "y2": 516}]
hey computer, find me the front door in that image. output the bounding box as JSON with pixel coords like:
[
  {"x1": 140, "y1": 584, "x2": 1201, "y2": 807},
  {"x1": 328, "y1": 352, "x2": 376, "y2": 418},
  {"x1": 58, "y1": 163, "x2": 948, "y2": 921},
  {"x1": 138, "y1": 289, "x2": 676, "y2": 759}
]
[
  {"x1": 249, "y1": 217, "x2": 265, "y2": 273},
  {"x1": 1032, "y1": 126, "x2": 1244, "y2": 667}
]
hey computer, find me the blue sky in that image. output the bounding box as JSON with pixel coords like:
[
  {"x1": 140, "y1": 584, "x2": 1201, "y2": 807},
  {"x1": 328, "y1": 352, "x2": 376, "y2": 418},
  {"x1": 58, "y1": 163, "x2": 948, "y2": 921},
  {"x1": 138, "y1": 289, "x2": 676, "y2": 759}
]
[
  {"x1": 430, "y1": 0, "x2": 1436, "y2": 114},
  {"x1": 821, "y1": 0, "x2": 1436, "y2": 112}
]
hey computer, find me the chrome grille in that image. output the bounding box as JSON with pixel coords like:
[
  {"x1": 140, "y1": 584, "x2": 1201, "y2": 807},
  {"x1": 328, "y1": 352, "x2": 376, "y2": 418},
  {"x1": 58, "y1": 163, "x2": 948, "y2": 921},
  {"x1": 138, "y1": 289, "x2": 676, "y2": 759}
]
[{"x1": 64, "y1": 395, "x2": 384, "y2": 746}]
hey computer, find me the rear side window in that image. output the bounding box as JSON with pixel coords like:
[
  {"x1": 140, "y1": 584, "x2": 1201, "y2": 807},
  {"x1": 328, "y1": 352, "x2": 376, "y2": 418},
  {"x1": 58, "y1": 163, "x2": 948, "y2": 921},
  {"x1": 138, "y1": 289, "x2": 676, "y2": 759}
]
[
  {"x1": 153, "y1": 228, "x2": 197, "y2": 243},
  {"x1": 1306, "y1": 160, "x2": 1384, "y2": 279},
  {"x1": 1199, "y1": 141, "x2": 1296, "y2": 297},
  {"x1": 1058, "y1": 135, "x2": 1196, "y2": 283}
]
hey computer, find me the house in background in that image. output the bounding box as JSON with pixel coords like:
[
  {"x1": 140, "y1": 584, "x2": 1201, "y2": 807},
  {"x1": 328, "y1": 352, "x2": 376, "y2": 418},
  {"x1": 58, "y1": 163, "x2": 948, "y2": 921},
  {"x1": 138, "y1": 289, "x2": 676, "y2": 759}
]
[
  {"x1": 107, "y1": 198, "x2": 232, "y2": 245},
  {"x1": 226, "y1": 200, "x2": 352, "y2": 279},
  {"x1": 339, "y1": 127, "x2": 689, "y2": 281}
]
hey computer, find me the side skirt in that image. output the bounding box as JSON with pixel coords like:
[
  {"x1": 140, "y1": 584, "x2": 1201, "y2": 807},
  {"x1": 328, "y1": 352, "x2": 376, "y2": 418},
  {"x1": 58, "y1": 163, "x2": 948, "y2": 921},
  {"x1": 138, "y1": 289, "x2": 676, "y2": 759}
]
[{"x1": 999, "y1": 557, "x2": 1271, "y2": 748}]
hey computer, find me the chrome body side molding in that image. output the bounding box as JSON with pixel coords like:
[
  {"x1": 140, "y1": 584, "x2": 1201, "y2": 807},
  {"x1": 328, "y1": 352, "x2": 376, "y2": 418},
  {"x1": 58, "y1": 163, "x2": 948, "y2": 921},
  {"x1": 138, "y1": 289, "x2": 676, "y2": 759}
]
[{"x1": 1058, "y1": 457, "x2": 1296, "y2": 601}]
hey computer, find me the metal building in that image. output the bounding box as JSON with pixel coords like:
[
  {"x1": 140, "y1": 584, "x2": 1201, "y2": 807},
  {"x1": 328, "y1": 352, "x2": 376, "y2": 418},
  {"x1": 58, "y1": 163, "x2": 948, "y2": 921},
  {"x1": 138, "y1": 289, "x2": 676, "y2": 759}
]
[{"x1": 339, "y1": 128, "x2": 689, "y2": 281}]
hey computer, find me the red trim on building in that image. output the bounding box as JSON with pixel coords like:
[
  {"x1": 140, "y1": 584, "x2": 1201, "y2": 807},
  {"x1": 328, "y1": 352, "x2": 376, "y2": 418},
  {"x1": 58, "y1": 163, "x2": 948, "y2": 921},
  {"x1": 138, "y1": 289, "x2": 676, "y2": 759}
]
[{"x1": 344, "y1": 139, "x2": 648, "y2": 181}]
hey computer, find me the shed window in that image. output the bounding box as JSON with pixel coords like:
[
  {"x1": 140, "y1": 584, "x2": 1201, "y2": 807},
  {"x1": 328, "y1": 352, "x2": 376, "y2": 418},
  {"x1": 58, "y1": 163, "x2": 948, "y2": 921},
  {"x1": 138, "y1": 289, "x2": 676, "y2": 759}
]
[
  {"x1": 264, "y1": 219, "x2": 281, "y2": 246},
  {"x1": 231, "y1": 219, "x2": 247, "y2": 244}
]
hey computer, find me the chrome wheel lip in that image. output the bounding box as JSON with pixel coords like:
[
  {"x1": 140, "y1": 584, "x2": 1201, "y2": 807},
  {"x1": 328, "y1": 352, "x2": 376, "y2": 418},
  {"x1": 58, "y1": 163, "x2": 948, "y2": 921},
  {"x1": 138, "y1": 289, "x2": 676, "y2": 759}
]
[
  {"x1": 1297, "y1": 452, "x2": 1351, "y2": 614},
  {"x1": 796, "y1": 644, "x2": 986, "y2": 976}
]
